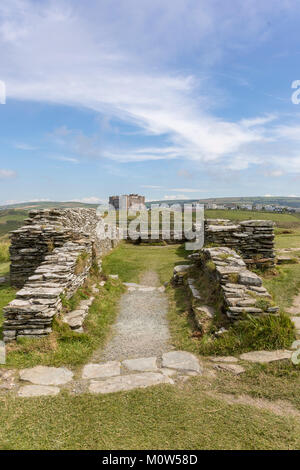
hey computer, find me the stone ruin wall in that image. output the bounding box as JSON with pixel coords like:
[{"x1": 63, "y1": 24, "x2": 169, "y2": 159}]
[
  {"x1": 3, "y1": 209, "x2": 119, "y2": 342},
  {"x1": 196, "y1": 247, "x2": 278, "y2": 321},
  {"x1": 204, "y1": 219, "x2": 275, "y2": 266}
]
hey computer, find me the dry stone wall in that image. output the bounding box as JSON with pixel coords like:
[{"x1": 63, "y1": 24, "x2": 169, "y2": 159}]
[
  {"x1": 4, "y1": 209, "x2": 119, "y2": 342},
  {"x1": 205, "y1": 219, "x2": 275, "y2": 266},
  {"x1": 197, "y1": 247, "x2": 278, "y2": 320}
]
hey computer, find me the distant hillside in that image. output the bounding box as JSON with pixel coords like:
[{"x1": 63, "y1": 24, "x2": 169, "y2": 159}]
[
  {"x1": 0, "y1": 201, "x2": 99, "y2": 210},
  {"x1": 147, "y1": 196, "x2": 300, "y2": 208}
]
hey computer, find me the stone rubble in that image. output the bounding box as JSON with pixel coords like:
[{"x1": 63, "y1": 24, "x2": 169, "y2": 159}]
[{"x1": 204, "y1": 219, "x2": 276, "y2": 268}]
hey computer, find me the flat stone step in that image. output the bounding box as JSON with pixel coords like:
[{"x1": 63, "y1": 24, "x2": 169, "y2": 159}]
[
  {"x1": 19, "y1": 366, "x2": 73, "y2": 385},
  {"x1": 82, "y1": 361, "x2": 121, "y2": 379},
  {"x1": 122, "y1": 357, "x2": 158, "y2": 372},
  {"x1": 18, "y1": 385, "x2": 60, "y2": 397},
  {"x1": 162, "y1": 351, "x2": 202, "y2": 373},
  {"x1": 89, "y1": 372, "x2": 173, "y2": 394},
  {"x1": 240, "y1": 350, "x2": 292, "y2": 363}
]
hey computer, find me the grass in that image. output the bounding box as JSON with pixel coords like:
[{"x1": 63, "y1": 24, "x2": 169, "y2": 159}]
[
  {"x1": 211, "y1": 360, "x2": 300, "y2": 411},
  {"x1": 0, "y1": 262, "x2": 9, "y2": 277},
  {"x1": 205, "y1": 209, "x2": 300, "y2": 228},
  {"x1": 102, "y1": 241, "x2": 187, "y2": 284},
  {"x1": 0, "y1": 209, "x2": 27, "y2": 237},
  {"x1": 275, "y1": 228, "x2": 300, "y2": 249},
  {"x1": 263, "y1": 264, "x2": 300, "y2": 311},
  {"x1": 0, "y1": 283, "x2": 18, "y2": 339},
  {"x1": 0, "y1": 241, "x2": 9, "y2": 263},
  {"x1": 0, "y1": 379, "x2": 299, "y2": 450}
]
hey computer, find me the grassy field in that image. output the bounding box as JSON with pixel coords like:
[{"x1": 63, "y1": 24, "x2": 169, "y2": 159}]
[
  {"x1": 0, "y1": 209, "x2": 27, "y2": 237},
  {"x1": 205, "y1": 209, "x2": 300, "y2": 228},
  {"x1": 102, "y1": 241, "x2": 186, "y2": 285},
  {"x1": 0, "y1": 377, "x2": 299, "y2": 450}
]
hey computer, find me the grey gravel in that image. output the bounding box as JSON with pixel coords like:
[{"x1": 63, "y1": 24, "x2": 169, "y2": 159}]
[{"x1": 99, "y1": 272, "x2": 171, "y2": 361}]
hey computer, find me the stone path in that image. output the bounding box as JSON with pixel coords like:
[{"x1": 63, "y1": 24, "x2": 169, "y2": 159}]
[{"x1": 96, "y1": 272, "x2": 171, "y2": 362}]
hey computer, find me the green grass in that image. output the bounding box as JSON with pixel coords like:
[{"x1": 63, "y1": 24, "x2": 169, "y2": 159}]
[
  {"x1": 0, "y1": 283, "x2": 17, "y2": 339},
  {"x1": 102, "y1": 242, "x2": 187, "y2": 284},
  {"x1": 0, "y1": 241, "x2": 9, "y2": 263},
  {"x1": 275, "y1": 228, "x2": 300, "y2": 249},
  {"x1": 0, "y1": 379, "x2": 299, "y2": 450},
  {"x1": 205, "y1": 209, "x2": 300, "y2": 228},
  {"x1": 212, "y1": 360, "x2": 300, "y2": 411},
  {"x1": 263, "y1": 264, "x2": 300, "y2": 311},
  {"x1": 0, "y1": 209, "x2": 27, "y2": 236},
  {"x1": 0, "y1": 262, "x2": 9, "y2": 277}
]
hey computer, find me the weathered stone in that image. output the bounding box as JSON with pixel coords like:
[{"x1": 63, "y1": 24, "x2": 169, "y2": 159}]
[
  {"x1": 122, "y1": 357, "x2": 158, "y2": 372},
  {"x1": 239, "y1": 271, "x2": 262, "y2": 287},
  {"x1": 210, "y1": 356, "x2": 238, "y2": 363},
  {"x1": 214, "y1": 363, "x2": 245, "y2": 375},
  {"x1": 162, "y1": 351, "x2": 201, "y2": 373},
  {"x1": 19, "y1": 366, "x2": 73, "y2": 385},
  {"x1": 291, "y1": 316, "x2": 300, "y2": 334},
  {"x1": 82, "y1": 361, "x2": 121, "y2": 379},
  {"x1": 240, "y1": 350, "x2": 292, "y2": 363},
  {"x1": 174, "y1": 264, "x2": 194, "y2": 273},
  {"x1": 89, "y1": 372, "x2": 173, "y2": 394},
  {"x1": 18, "y1": 385, "x2": 60, "y2": 397}
]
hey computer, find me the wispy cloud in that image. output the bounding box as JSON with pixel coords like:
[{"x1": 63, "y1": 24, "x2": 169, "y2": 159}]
[
  {"x1": 0, "y1": 169, "x2": 17, "y2": 179},
  {"x1": 1, "y1": 0, "x2": 300, "y2": 180},
  {"x1": 14, "y1": 143, "x2": 37, "y2": 150}
]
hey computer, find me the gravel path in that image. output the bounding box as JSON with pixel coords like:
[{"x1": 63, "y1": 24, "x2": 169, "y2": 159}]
[{"x1": 95, "y1": 272, "x2": 171, "y2": 362}]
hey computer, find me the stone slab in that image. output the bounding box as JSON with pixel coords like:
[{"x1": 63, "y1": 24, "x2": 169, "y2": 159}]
[
  {"x1": 210, "y1": 356, "x2": 238, "y2": 363},
  {"x1": 82, "y1": 361, "x2": 121, "y2": 379},
  {"x1": 291, "y1": 316, "x2": 300, "y2": 333},
  {"x1": 162, "y1": 351, "x2": 201, "y2": 373},
  {"x1": 122, "y1": 357, "x2": 158, "y2": 372},
  {"x1": 89, "y1": 372, "x2": 173, "y2": 394},
  {"x1": 240, "y1": 350, "x2": 292, "y2": 363},
  {"x1": 19, "y1": 366, "x2": 73, "y2": 385},
  {"x1": 18, "y1": 385, "x2": 60, "y2": 397},
  {"x1": 214, "y1": 363, "x2": 245, "y2": 375}
]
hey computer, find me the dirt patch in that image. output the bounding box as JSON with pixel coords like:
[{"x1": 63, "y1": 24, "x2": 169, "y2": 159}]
[
  {"x1": 206, "y1": 391, "x2": 300, "y2": 419},
  {"x1": 286, "y1": 293, "x2": 300, "y2": 315},
  {"x1": 139, "y1": 270, "x2": 160, "y2": 287}
]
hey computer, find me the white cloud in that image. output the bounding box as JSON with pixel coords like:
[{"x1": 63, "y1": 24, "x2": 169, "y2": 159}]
[
  {"x1": 14, "y1": 143, "x2": 37, "y2": 150},
  {"x1": 70, "y1": 197, "x2": 103, "y2": 204},
  {"x1": 0, "y1": 169, "x2": 17, "y2": 179},
  {"x1": 0, "y1": 0, "x2": 299, "y2": 174},
  {"x1": 164, "y1": 195, "x2": 192, "y2": 200},
  {"x1": 49, "y1": 155, "x2": 79, "y2": 164}
]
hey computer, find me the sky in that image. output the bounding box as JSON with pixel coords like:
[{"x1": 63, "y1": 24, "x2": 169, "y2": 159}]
[{"x1": 1, "y1": 0, "x2": 300, "y2": 205}]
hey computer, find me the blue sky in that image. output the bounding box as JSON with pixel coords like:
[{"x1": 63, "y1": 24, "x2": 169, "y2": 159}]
[{"x1": 1, "y1": 0, "x2": 300, "y2": 205}]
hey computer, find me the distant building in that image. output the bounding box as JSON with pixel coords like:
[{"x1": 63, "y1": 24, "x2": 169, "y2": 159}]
[
  {"x1": 109, "y1": 194, "x2": 145, "y2": 211},
  {"x1": 240, "y1": 204, "x2": 253, "y2": 211}
]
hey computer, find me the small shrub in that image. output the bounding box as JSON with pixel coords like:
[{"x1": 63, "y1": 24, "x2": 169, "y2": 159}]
[
  {"x1": 255, "y1": 298, "x2": 273, "y2": 311},
  {"x1": 228, "y1": 273, "x2": 239, "y2": 283},
  {"x1": 206, "y1": 260, "x2": 216, "y2": 272},
  {"x1": 75, "y1": 251, "x2": 90, "y2": 275},
  {"x1": 198, "y1": 313, "x2": 295, "y2": 356}
]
